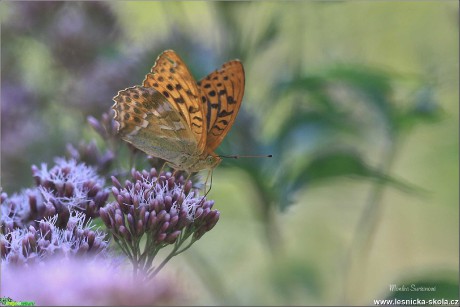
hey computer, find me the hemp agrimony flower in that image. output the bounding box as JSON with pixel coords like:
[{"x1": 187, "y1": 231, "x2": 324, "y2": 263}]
[
  {"x1": 1, "y1": 211, "x2": 108, "y2": 266},
  {"x1": 87, "y1": 112, "x2": 119, "y2": 141},
  {"x1": 100, "y1": 168, "x2": 220, "y2": 279},
  {"x1": 32, "y1": 158, "x2": 109, "y2": 223},
  {"x1": 66, "y1": 140, "x2": 115, "y2": 175},
  {"x1": 1, "y1": 189, "x2": 43, "y2": 232}
]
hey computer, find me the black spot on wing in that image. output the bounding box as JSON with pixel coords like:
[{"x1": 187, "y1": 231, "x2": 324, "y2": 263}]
[{"x1": 218, "y1": 110, "x2": 234, "y2": 117}]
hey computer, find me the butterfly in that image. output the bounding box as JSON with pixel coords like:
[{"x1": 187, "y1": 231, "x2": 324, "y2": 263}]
[{"x1": 112, "y1": 50, "x2": 245, "y2": 173}]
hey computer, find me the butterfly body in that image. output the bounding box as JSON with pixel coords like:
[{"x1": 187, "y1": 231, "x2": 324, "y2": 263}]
[{"x1": 112, "y1": 50, "x2": 244, "y2": 173}]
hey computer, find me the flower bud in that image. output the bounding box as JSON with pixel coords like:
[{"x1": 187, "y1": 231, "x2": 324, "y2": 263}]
[
  {"x1": 124, "y1": 180, "x2": 133, "y2": 190},
  {"x1": 28, "y1": 225, "x2": 37, "y2": 234},
  {"x1": 122, "y1": 191, "x2": 131, "y2": 204},
  {"x1": 64, "y1": 182, "x2": 75, "y2": 198},
  {"x1": 93, "y1": 237, "x2": 103, "y2": 250},
  {"x1": 87, "y1": 182, "x2": 99, "y2": 197},
  {"x1": 95, "y1": 190, "x2": 109, "y2": 206},
  {"x1": 115, "y1": 212, "x2": 124, "y2": 229},
  {"x1": 136, "y1": 220, "x2": 144, "y2": 235},
  {"x1": 132, "y1": 169, "x2": 141, "y2": 181},
  {"x1": 165, "y1": 230, "x2": 181, "y2": 244},
  {"x1": 77, "y1": 242, "x2": 90, "y2": 255},
  {"x1": 99, "y1": 208, "x2": 111, "y2": 228},
  {"x1": 183, "y1": 180, "x2": 192, "y2": 194},
  {"x1": 132, "y1": 195, "x2": 140, "y2": 210},
  {"x1": 169, "y1": 215, "x2": 179, "y2": 228},
  {"x1": 195, "y1": 208, "x2": 204, "y2": 219},
  {"x1": 87, "y1": 231, "x2": 96, "y2": 247},
  {"x1": 55, "y1": 181, "x2": 64, "y2": 196},
  {"x1": 160, "y1": 222, "x2": 170, "y2": 233},
  {"x1": 206, "y1": 215, "x2": 219, "y2": 231},
  {"x1": 29, "y1": 193, "x2": 38, "y2": 214},
  {"x1": 31, "y1": 165, "x2": 41, "y2": 185},
  {"x1": 164, "y1": 195, "x2": 173, "y2": 210},
  {"x1": 143, "y1": 211, "x2": 150, "y2": 226},
  {"x1": 147, "y1": 211, "x2": 157, "y2": 230},
  {"x1": 87, "y1": 115, "x2": 104, "y2": 136},
  {"x1": 155, "y1": 232, "x2": 166, "y2": 243},
  {"x1": 127, "y1": 213, "x2": 135, "y2": 234},
  {"x1": 87, "y1": 200, "x2": 97, "y2": 216},
  {"x1": 119, "y1": 225, "x2": 131, "y2": 242},
  {"x1": 44, "y1": 204, "x2": 56, "y2": 216},
  {"x1": 116, "y1": 194, "x2": 124, "y2": 207},
  {"x1": 167, "y1": 177, "x2": 175, "y2": 190},
  {"x1": 111, "y1": 176, "x2": 122, "y2": 190},
  {"x1": 142, "y1": 182, "x2": 152, "y2": 191}
]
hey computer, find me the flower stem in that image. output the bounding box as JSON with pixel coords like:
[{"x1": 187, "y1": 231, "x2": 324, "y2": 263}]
[
  {"x1": 342, "y1": 137, "x2": 402, "y2": 303},
  {"x1": 147, "y1": 230, "x2": 194, "y2": 279}
]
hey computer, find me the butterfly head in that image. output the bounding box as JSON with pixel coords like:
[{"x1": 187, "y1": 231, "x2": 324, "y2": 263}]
[
  {"x1": 184, "y1": 154, "x2": 221, "y2": 172},
  {"x1": 204, "y1": 155, "x2": 222, "y2": 169}
]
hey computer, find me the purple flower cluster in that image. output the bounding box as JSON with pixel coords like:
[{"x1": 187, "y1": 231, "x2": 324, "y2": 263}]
[
  {"x1": 101, "y1": 168, "x2": 219, "y2": 243},
  {"x1": 1, "y1": 158, "x2": 110, "y2": 266},
  {"x1": 32, "y1": 158, "x2": 109, "y2": 221},
  {"x1": 87, "y1": 112, "x2": 119, "y2": 141},
  {"x1": 1, "y1": 189, "x2": 45, "y2": 233},
  {"x1": 1, "y1": 212, "x2": 108, "y2": 266},
  {"x1": 100, "y1": 168, "x2": 220, "y2": 277},
  {"x1": 66, "y1": 140, "x2": 115, "y2": 175}
]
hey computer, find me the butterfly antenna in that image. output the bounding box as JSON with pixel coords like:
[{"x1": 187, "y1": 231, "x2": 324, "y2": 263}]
[{"x1": 218, "y1": 154, "x2": 273, "y2": 159}]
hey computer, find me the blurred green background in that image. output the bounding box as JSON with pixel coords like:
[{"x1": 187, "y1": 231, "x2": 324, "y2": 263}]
[{"x1": 1, "y1": 1, "x2": 458, "y2": 305}]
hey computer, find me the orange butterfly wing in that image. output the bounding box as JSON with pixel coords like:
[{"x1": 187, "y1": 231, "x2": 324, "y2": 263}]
[
  {"x1": 143, "y1": 50, "x2": 207, "y2": 153},
  {"x1": 198, "y1": 60, "x2": 245, "y2": 153}
]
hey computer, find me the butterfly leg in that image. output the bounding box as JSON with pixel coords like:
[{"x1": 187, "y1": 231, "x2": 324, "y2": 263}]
[
  {"x1": 198, "y1": 169, "x2": 213, "y2": 205},
  {"x1": 204, "y1": 169, "x2": 213, "y2": 194},
  {"x1": 128, "y1": 149, "x2": 138, "y2": 170},
  {"x1": 178, "y1": 172, "x2": 192, "y2": 204},
  {"x1": 171, "y1": 168, "x2": 179, "y2": 177},
  {"x1": 157, "y1": 161, "x2": 168, "y2": 177},
  {"x1": 143, "y1": 161, "x2": 169, "y2": 195}
]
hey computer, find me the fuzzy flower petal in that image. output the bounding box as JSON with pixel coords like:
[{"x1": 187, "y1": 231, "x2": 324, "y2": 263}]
[
  {"x1": 32, "y1": 158, "x2": 109, "y2": 220},
  {"x1": 1, "y1": 211, "x2": 108, "y2": 266}
]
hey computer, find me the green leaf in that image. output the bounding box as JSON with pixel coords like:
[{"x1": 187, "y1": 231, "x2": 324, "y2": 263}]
[
  {"x1": 325, "y1": 65, "x2": 398, "y2": 134},
  {"x1": 276, "y1": 149, "x2": 425, "y2": 212}
]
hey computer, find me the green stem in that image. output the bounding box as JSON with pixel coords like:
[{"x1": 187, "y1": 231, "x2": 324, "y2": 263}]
[
  {"x1": 144, "y1": 245, "x2": 161, "y2": 272},
  {"x1": 342, "y1": 137, "x2": 401, "y2": 303},
  {"x1": 147, "y1": 230, "x2": 193, "y2": 279},
  {"x1": 139, "y1": 232, "x2": 152, "y2": 270},
  {"x1": 175, "y1": 239, "x2": 195, "y2": 255},
  {"x1": 247, "y1": 169, "x2": 281, "y2": 254},
  {"x1": 112, "y1": 234, "x2": 134, "y2": 261},
  {"x1": 148, "y1": 246, "x2": 179, "y2": 279}
]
